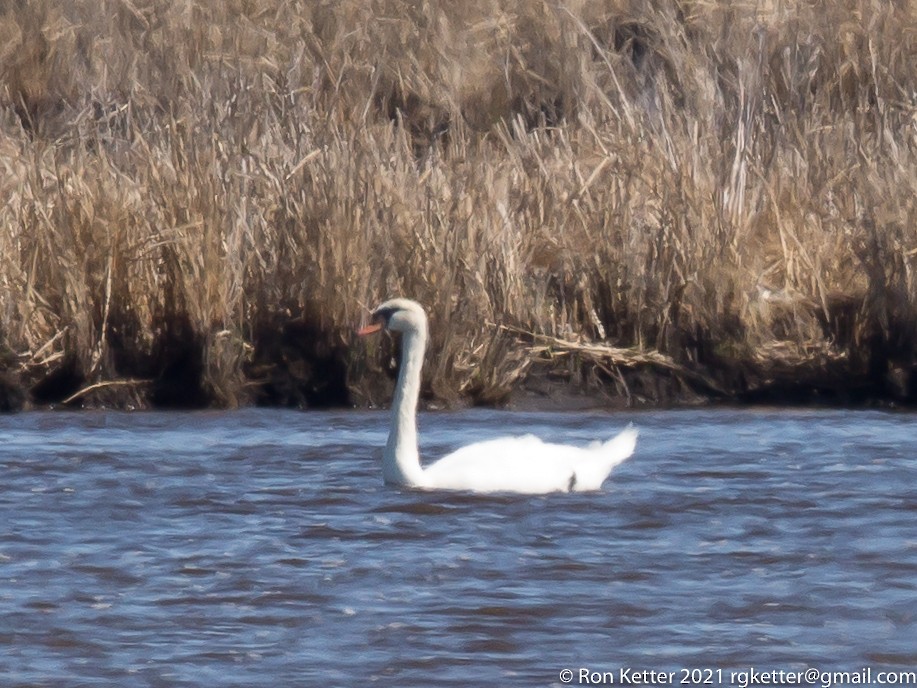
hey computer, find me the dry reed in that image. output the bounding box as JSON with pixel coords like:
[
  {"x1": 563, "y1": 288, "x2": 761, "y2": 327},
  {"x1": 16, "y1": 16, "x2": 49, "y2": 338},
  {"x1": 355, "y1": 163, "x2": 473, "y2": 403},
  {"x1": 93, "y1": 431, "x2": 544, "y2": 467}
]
[{"x1": 1, "y1": 0, "x2": 915, "y2": 409}]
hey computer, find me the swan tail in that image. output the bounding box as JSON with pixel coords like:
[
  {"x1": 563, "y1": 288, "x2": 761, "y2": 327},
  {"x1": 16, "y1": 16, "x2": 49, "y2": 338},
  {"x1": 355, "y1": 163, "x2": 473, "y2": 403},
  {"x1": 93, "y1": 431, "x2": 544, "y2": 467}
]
[
  {"x1": 574, "y1": 425, "x2": 637, "y2": 491},
  {"x1": 602, "y1": 424, "x2": 638, "y2": 467}
]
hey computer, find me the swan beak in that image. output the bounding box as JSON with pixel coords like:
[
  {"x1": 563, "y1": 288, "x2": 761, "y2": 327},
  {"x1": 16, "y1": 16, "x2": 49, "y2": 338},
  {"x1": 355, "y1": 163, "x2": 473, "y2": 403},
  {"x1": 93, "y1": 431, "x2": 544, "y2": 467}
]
[{"x1": 356, "y1": 322, "x2": 383, "y2": 337}]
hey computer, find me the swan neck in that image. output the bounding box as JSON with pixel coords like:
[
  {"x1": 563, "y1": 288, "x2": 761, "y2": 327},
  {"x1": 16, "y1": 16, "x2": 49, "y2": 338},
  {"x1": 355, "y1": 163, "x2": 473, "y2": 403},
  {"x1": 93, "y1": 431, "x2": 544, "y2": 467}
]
[{"x1": 383, "y1": 327, "x2": 427, "y2": 486}]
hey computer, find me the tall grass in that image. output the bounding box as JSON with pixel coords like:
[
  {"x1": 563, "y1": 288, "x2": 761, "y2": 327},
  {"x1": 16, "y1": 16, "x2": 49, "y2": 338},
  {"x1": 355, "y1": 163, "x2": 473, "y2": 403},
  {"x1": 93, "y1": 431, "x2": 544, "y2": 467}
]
[{"x1": 1, "y1": 0, "x2": 915, "y2": 409}]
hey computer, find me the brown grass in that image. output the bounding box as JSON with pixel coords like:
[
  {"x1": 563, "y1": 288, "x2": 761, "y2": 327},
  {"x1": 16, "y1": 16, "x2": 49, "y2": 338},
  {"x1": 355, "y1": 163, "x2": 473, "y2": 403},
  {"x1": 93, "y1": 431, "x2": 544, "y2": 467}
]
[{"x1": 1, "y1": 0, "x2": 916, "y2": 409}]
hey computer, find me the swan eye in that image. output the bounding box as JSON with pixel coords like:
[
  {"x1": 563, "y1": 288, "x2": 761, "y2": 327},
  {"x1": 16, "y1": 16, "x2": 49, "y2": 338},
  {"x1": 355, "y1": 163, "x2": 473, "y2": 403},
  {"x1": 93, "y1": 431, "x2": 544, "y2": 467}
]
[{"x1": 372, "y1": 306, "x2": 398, "y2": 326}]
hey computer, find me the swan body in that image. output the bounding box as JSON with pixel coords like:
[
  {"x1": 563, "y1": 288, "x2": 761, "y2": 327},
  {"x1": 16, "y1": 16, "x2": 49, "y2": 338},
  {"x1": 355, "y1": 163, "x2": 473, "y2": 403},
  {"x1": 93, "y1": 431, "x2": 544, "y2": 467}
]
[{"x1": 358, "y1": 298, "x2": 637, "y2": 494}]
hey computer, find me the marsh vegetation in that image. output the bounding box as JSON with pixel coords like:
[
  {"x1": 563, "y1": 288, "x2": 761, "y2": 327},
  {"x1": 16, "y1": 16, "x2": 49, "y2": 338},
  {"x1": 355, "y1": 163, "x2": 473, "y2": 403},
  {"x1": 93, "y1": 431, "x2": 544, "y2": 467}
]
[{"x1": 1, "y1": 0, "x2": 915, "y2": 410}]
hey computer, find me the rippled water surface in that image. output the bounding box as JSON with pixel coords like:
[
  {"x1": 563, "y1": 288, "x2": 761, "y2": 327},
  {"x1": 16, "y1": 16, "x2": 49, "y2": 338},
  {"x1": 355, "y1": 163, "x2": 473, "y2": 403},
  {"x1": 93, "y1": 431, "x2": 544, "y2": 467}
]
[{"x1": 1, "y1": 408, "x2": 915, "y2": 687}]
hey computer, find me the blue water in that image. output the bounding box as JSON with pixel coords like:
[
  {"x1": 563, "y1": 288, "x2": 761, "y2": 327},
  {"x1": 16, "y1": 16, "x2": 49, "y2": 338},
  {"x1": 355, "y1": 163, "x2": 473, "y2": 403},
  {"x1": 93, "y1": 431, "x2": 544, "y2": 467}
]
[{"x1": 1, "y1": 408, "x2": 915, "y2": 687}]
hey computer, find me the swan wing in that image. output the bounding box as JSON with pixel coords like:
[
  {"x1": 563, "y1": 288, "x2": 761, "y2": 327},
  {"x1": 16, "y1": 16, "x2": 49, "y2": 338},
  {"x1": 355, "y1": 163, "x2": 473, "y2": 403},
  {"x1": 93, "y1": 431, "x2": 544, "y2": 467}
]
[
  {"x1": 421, "y1": 426, "x2": 637, "y2": 494},
  {"x1": 422, "y1": 435, "x2": 575, "y2": 493}
]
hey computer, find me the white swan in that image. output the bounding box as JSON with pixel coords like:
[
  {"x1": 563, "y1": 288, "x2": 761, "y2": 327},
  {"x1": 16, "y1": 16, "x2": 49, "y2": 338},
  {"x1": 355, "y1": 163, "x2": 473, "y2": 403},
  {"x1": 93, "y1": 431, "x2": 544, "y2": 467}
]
[{"x1": 357, "y1": 298, "x2": 637, "y2": 494}]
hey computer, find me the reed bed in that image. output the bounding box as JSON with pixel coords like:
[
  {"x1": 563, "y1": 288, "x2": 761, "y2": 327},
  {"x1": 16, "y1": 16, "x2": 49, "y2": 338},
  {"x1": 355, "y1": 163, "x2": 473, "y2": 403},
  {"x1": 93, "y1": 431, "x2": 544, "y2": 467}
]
[{"x1": 1, "y1": 0, "x2": 915, "y2": 410}]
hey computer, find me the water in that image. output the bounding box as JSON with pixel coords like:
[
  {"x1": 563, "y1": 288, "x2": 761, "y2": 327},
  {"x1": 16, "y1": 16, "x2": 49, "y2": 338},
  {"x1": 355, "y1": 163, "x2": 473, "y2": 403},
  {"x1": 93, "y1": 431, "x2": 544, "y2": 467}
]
[{"x1": 1, "y1": 408, "x2": 915, "y2": 687}]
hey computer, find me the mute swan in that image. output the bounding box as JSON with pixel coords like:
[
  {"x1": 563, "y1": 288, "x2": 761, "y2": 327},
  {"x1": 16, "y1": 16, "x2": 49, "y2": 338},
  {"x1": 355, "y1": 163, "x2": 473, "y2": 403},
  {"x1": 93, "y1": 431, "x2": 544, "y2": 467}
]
[{"x1": 357, "y1": 298, "x2": 637, "y2": 494}]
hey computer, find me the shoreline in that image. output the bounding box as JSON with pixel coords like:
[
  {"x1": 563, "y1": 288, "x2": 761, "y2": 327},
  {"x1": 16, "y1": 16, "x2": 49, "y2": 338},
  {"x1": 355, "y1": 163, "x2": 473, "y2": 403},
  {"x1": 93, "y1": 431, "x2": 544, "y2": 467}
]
[{"x1": 2, "y1": 341, "x2": 914, "y2": 413}]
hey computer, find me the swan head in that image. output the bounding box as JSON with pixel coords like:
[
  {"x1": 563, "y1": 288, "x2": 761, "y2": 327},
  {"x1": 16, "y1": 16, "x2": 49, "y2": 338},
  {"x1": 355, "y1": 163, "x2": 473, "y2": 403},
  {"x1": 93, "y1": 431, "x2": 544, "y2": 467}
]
[{"x1": 357, "y1": 298, "x2": 427, "y2": 338}]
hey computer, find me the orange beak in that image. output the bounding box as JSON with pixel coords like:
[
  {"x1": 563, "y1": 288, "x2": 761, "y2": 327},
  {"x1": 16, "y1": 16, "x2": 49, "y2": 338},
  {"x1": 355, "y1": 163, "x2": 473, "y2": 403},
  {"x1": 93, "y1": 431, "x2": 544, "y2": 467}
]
[{"x1": 356, "y1": 321, "x2": 383, "y2": 337}]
